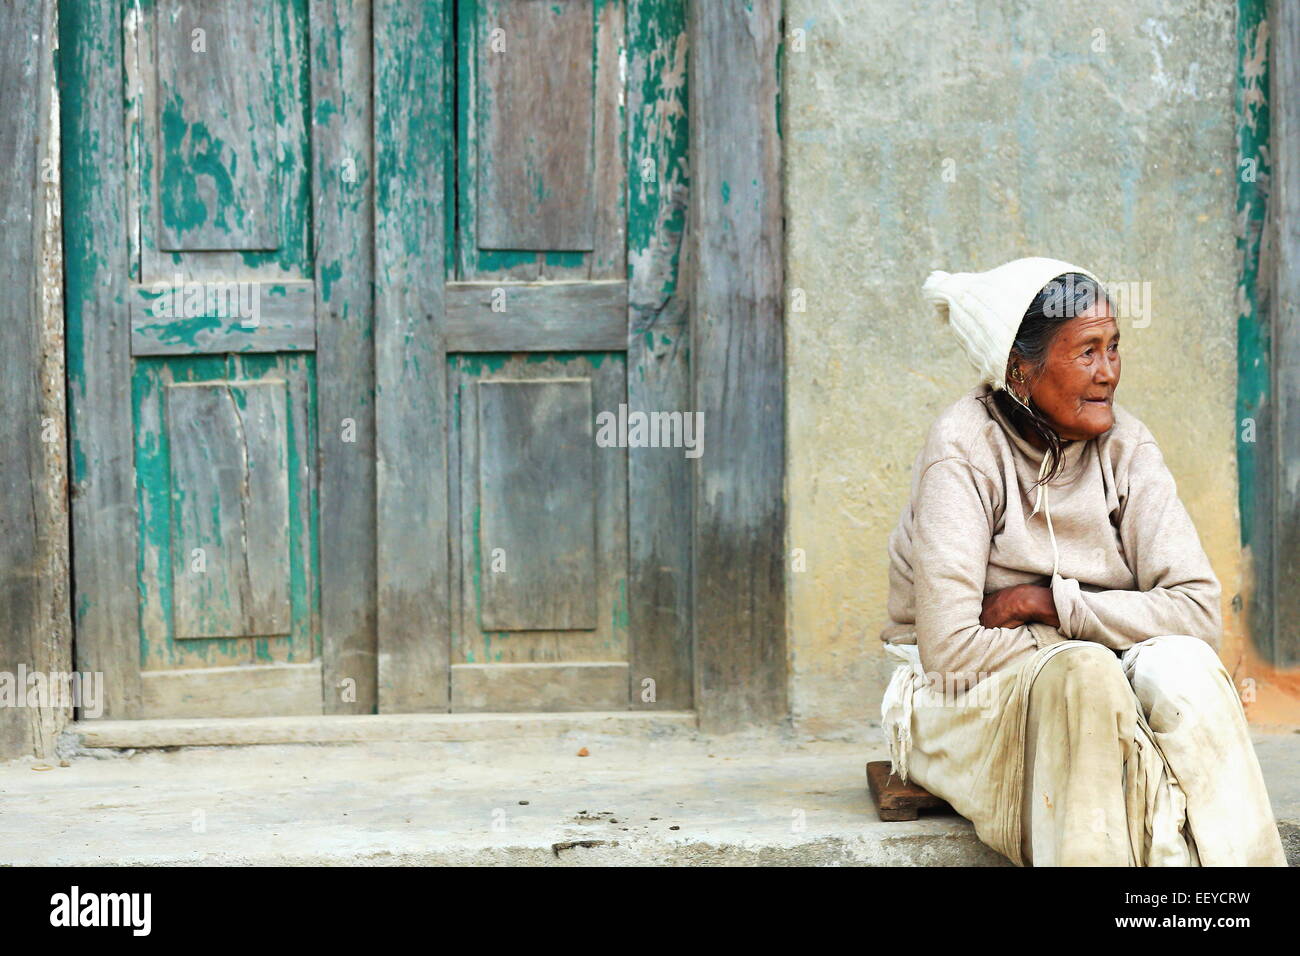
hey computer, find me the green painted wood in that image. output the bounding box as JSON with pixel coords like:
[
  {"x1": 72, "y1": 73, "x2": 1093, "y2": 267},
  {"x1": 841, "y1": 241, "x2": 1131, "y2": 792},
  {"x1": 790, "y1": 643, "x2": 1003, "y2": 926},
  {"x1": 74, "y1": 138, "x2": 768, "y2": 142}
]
[
  {"x1": 166, "y1": 381, "x2": 291, "y2": 639},
  {"x1": 690, "y1": 0, "x2": 787, "y2": 731},
  {"x1": 68, "y1": 0, "x2": 326, "y2": 719},
  {"x1": 1237, "y1": 0, "x2": 1276, "y2": 663},
  {"x1": 374, "y1": 0, "x2": 452, "y2": 712},
  {"x1": 135, "y1": 355, "x2": 318, "y2": 676},
  {"x1": 130, "y1": 0, "x2": 312, "y2": 281},
  {"x1": 155, "y1": 0, "x2": 281, "y2": 250},
  {"x1": 62, "y1": 0, "x2": 143, "y2": 718},
  {"x1": 130, "y1": 280, "x2": 317, "y2": 355},
  {"x1": 626, "y1": 0, "x2": 692, "y2": 710},
  {"x1": 311, "y1": 0, "x2": 378, "y2": 713}
]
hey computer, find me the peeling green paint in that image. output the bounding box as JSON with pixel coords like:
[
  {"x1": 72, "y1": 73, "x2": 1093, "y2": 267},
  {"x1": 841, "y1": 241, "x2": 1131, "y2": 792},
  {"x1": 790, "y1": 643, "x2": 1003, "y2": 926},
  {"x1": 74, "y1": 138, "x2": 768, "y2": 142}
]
[{"x1": 1236, "y1": 0, "x2": 1271, "y2": 553}]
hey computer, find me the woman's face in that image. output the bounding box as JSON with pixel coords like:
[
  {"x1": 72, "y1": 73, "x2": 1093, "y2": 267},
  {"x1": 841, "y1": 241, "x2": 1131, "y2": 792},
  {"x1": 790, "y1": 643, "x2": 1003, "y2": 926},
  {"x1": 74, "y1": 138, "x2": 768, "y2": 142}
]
[{"x1": 1015, "y1": 299, "x2": 1120, "y2": 441}]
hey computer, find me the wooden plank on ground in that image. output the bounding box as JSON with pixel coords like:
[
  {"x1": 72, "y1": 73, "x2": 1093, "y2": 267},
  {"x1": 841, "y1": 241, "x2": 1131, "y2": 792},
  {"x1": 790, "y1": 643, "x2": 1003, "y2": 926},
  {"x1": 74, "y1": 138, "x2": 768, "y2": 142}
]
[{"x1": 865, "y1": 761, "x2": 954, "y2": 822}]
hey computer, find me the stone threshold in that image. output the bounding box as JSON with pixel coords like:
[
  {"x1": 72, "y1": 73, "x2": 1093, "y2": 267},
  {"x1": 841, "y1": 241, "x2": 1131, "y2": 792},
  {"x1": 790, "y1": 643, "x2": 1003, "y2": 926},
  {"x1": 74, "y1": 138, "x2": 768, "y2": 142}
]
[{"x1": 65, "y1": 710, "x2": 699, "y2": 751}]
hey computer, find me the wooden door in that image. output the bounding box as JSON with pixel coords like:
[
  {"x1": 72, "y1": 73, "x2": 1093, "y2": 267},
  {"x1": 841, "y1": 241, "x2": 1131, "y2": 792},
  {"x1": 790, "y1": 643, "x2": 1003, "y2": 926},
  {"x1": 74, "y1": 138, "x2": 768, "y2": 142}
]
[
  {"x1": 63, "y1": 0, "x2": 365, "y2": 719},
  {"x1": 374, "y1": 0, "x2": 694, "y2": 712},
  {"x1": 65, "y1": 0, "x2": 692, "y2": 719}
]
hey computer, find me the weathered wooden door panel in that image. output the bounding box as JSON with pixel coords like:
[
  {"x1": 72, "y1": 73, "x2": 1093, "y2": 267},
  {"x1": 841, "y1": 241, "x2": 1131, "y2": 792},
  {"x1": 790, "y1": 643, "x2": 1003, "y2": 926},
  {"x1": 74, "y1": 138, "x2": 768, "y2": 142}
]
[
  {"x1": 448, "y1": 355, "x2": 627, "y2": 710},
  {"x1": 375, "y1": 0, "x2": 692, "y2": 713},
  {"x1": 153, "y1": 0, "x2": 282, "y2": 251},
  {"x1": 456, "y1": 0, "x2": 624, "y2": 281},
  {"x1": 66, "y1": 0, "x2": 329, "y2": 720},
  {"x1": 69, "y1": 0, "x2": 691, "y2": 719},
  {"x1": 476, "y1": 0, "x2": 595, "y2": 251},
  {"x1": 443, "y1": 0, "x2": 633, "y2": 712}
]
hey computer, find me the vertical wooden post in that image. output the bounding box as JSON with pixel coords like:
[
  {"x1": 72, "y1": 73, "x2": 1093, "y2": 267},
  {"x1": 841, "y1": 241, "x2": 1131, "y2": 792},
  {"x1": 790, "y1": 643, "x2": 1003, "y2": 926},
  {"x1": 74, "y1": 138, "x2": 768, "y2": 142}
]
[
  {"x1": 62, "y1": 0, "x2": 141, "y2": 718},
  {"x1": 689, "y1": 0, "x2": 787, "y2": 730},
  {"x1": 374, "y1": 0, "x2": 451, "y2": 710},
  {"x1": 311, "y1": 0, "x2": 379, "y2": 712},
  {"x1": 0, "y1": 0, "x2": 73, "y2": 758},
  {"x1": 628, "y1": 0, "x2": 694, "y2": 710}
]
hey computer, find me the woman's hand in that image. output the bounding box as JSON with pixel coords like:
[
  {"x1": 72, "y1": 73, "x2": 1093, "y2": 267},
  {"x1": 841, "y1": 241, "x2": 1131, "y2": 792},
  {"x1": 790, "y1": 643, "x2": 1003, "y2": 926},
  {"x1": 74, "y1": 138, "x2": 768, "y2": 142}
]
[{"x1": 980, "y1": 584, "x2": 1061, "y2": 629}]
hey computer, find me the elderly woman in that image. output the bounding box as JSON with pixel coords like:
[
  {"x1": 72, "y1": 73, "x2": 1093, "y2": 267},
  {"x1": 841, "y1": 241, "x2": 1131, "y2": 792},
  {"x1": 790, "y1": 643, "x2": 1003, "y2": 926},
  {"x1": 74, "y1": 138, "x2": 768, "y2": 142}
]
[{"x1": 879, "y1": 257, "x2": 1286, "y2": 866}]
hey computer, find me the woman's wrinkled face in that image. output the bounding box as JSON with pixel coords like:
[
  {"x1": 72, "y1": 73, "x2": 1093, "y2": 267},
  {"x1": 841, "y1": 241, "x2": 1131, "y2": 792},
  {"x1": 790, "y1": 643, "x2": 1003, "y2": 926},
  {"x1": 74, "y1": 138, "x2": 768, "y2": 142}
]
[{"x1": 1014, "y1": 299, "x2": 1120, "y2": 442}]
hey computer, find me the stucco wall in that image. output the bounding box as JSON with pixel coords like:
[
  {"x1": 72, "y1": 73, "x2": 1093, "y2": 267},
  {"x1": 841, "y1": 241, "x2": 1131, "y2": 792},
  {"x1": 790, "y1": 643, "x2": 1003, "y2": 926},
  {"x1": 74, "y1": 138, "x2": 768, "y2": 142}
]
[{"x1": 781, "y1": 0, "x2": 1293, "y2": 737}]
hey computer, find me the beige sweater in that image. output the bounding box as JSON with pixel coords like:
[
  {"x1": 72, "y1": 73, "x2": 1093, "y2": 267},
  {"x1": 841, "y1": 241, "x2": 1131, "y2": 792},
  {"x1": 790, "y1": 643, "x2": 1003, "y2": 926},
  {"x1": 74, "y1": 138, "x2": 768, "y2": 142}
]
[{"x1": 883, "y1": 385, "x2": 1222, "y2": 685}]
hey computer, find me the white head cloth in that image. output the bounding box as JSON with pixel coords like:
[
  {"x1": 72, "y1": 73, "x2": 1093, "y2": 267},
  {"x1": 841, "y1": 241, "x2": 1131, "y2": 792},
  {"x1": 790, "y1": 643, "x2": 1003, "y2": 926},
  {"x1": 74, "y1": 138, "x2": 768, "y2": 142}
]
[{"x1": 920, "y1": 256, "x2": 1102, "y2": 394}]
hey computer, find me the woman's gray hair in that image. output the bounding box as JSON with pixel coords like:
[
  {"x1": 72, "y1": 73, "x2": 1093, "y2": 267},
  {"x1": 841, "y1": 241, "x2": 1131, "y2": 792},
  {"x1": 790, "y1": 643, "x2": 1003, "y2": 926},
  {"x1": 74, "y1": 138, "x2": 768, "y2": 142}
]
[{"x1": 984, "y1": 272, "x2": 1115, "y2": 487}]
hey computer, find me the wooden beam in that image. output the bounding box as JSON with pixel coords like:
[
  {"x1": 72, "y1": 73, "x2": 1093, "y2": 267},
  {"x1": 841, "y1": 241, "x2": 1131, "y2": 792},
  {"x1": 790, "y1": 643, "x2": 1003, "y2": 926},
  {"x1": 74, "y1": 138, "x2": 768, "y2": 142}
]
[
  {"x1": 310, "y1": 0, "x2": 378, "y2": 713},
  {"x1": 62, "y1": 0, "x2": 142, "y2": 719},
  {"x1": 129, "y1": 281, "x2": 317, "y2": 355},
  {"x1": 689, "y1": 0, "x2": 787, "y2": 730},
  {"x1": 374, "y1": 0, "x2": 451, "y2": 711},
  {"x1": 444, "y1": 281, "x2": 627, "y2": 351},
  {"x1": 0, "y1": 0, "x2": 72, "y2": 758},
  {"x1": 627, "y1": 0, "x2": 693, "y2": 711}
]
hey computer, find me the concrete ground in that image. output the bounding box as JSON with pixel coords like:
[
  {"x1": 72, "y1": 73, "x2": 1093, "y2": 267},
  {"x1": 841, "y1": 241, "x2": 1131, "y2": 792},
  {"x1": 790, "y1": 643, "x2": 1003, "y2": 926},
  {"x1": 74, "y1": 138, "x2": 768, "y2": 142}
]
[{"x1": 2, "y1": 717, "x2": 1296, "y2": 866}]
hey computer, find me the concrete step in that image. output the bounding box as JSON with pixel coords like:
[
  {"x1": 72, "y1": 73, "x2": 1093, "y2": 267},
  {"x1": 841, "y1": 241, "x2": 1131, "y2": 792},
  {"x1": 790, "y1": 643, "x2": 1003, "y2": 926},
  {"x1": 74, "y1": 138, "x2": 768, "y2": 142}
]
[{"x1": 3, "y1": 726, "x2": 1295, "y2": 866}]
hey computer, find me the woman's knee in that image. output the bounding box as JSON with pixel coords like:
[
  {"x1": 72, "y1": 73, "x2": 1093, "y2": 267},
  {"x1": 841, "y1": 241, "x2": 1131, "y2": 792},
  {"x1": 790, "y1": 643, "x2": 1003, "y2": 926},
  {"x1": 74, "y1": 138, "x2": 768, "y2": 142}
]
[
  {"x1": 1032, "y1": 643, "x2": 1132, "y2": 708},
  {"x1": 1123, "y1": 634, "x2": 1226, "y2": 689}
]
